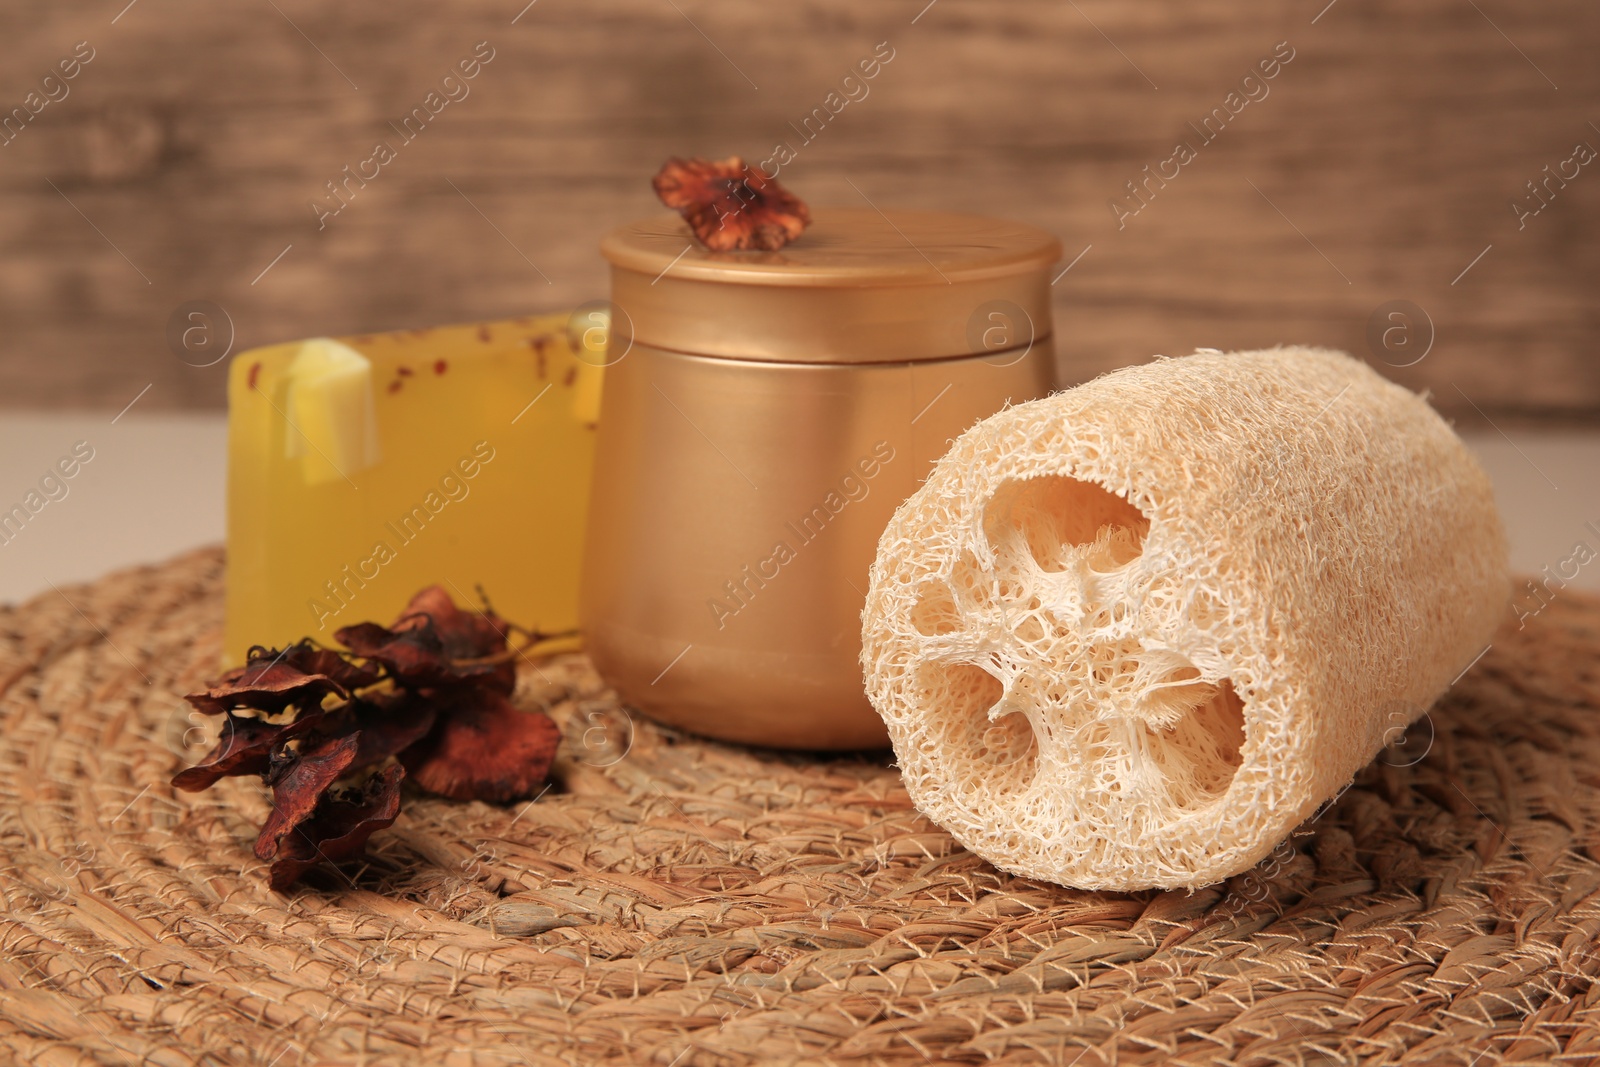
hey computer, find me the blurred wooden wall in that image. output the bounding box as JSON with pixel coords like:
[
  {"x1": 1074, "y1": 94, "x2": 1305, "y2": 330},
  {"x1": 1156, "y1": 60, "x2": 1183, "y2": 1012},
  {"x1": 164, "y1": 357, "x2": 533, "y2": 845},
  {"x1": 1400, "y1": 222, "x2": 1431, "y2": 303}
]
[{"x1": 1, "y1": 0, "x2": 1596, "y2": 420}]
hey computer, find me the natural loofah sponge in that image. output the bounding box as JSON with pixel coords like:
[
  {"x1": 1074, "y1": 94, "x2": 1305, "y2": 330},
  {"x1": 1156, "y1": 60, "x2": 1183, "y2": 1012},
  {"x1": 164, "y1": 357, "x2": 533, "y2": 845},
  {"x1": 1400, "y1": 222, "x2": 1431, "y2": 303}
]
[{"x1": 860, "y1": 347, "x2": 1509, "y2": 891}]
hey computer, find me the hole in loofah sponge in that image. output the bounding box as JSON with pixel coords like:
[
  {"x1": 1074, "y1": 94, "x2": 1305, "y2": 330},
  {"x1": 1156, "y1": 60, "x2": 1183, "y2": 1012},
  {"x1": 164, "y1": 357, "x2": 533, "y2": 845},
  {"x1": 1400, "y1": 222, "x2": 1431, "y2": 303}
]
[
  {"x1": 982, "y1": 475, "x2": 1149, "y2": 574},
  {"x1": 1132, "y1": 662, "x2": 1215, "y2": 728},
  {"x1": 1141, "y1": 679, "x2": 1246, "y2": 809},
  {"x1": 899, "y1": 471, "x2": 1247, "y2": 826},
  {"x1": 914, "y1": 661, "x2": 1038, "y2": 796}
]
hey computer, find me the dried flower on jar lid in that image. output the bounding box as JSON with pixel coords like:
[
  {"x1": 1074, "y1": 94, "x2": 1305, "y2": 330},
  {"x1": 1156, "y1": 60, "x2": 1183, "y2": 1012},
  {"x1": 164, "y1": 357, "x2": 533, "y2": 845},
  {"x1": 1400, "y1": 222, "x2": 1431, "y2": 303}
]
[{"x1": 652, "y1": 155, "x2": 810, "y2": 252}]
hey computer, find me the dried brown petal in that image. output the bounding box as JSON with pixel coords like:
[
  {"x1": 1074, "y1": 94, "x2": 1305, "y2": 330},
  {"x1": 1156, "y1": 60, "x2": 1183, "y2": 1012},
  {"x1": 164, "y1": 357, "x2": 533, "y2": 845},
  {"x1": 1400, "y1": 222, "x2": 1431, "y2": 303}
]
[
  {"x1": 396, "y1": 586, "x2": 508, "y2": 660},
  {"x1": 652, "y1": 156, "x2": 810, "y2": 252},
  {"x1": 255, "y1": 734, "x2": 360, "y2": 861},
  {"x1": 268, "y1": 764, "x2": 404, "y2": 892},
  {"x1": 392, "y1": 585, "x2": 516, "y2": 694},
  {"x1": 280, "y1": 641, "x2": 383, "y2": 692},
  {"x1": 399, "y1": 691, "x2": 559, "y2": 804},
  {"x1": 336, "y1": 587, "x2": 514, "y2": 694},
  {"x1": 171, "y1": 713, "x2": 319, "y2": 792},
  {"x1": 333, "y1": 620, "x2": 449, "y2": 685},
  {"x1": 348, "y1": 694, "x2": 438, "y2": 770},
  {"x1": 185, "y1": 647, "x2": 347, "y2": 717}
]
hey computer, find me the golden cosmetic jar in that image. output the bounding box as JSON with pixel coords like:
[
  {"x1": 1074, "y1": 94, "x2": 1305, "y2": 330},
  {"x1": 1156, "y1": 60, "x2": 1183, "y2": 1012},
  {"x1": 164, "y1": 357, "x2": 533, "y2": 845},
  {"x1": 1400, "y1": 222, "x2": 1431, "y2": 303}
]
[{"x1": 580, "y1": 207, "x2": 1061, "y2": 749}]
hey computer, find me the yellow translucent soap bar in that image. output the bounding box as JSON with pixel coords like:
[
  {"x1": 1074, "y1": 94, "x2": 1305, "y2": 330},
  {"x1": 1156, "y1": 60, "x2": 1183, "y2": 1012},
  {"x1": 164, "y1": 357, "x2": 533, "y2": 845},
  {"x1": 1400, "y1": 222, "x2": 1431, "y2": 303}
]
[{"x1": 224, "y1": 312, "x2": 603, "y2": 663}]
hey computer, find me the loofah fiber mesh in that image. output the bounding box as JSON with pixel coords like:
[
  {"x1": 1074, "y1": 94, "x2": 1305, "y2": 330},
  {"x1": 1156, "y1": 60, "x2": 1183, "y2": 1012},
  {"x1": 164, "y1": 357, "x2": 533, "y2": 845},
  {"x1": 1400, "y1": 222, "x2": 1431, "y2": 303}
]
[
  {"x1": 3, "y1": 548, "x2": 1600, "y2": 1064},
  {"x1": 862, "y1": 347, "x2": 1510, "y2": 891}
]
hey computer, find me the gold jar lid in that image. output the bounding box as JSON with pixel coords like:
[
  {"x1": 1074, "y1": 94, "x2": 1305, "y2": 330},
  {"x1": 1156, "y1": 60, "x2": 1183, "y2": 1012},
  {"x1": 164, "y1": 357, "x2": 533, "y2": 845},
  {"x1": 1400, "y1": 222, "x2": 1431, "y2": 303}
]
[{"x1": 601, "y1": 207, "x2": 1062, "y2": 364}]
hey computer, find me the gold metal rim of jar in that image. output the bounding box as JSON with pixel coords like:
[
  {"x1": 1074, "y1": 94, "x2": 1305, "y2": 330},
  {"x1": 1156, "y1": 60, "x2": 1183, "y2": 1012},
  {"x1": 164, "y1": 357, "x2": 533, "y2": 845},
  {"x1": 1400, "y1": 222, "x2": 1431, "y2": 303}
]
[{"x1": 601, "y1": 207, "x2": 1062, "y2": 365}]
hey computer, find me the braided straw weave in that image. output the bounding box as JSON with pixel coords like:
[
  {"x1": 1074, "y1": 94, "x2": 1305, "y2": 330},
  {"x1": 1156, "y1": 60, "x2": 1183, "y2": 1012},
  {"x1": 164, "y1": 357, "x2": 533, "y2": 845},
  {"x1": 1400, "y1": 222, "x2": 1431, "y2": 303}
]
[{"x1": 2, "y1": 548, "x2": 1598, "y2": 1065}]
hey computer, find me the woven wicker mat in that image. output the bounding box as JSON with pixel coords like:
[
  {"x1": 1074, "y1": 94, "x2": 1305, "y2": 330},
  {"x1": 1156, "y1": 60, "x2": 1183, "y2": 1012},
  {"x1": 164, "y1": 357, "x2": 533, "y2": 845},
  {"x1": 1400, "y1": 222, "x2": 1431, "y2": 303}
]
[{"x1": 3, "y1": 548, "x2": 1599, "y2": 1066}]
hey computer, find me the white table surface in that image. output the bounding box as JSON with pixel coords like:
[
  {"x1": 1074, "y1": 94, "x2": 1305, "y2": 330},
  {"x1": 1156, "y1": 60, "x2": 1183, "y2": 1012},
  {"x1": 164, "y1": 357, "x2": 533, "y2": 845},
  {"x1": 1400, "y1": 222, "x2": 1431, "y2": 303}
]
[{"x1": 0, "y1": 413, "x2": 1595, "y2": 606}]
